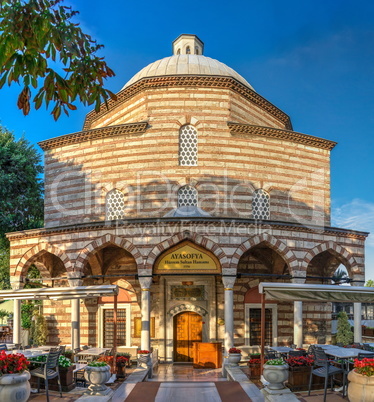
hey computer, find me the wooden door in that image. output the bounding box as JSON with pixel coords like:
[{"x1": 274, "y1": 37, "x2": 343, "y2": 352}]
[{"x1": 174, "y1": 312, "x2": 202, "y2": 362}]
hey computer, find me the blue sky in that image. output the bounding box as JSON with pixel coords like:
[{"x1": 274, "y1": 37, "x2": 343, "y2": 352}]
[{"x1": 1, "y1": 0, "x2": 373, "y2": 278}]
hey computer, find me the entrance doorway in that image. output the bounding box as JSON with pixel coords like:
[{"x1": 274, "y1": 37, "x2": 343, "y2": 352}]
[{"x1": 173, "y1": 311, "x2": 202, "y2": 362}]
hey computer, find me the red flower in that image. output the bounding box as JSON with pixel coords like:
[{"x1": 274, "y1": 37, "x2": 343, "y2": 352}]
[{"x1": 228, "y1": 347, "x2": 242, "y2": 354}]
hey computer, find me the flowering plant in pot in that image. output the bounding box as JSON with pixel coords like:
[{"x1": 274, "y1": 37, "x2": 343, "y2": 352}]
[
  {"x1": 227, "y1": 347, "x2": 242, "y2": 367},
  {"x1": 84, "y1": 361, "x2": 111, "y2": 396},
  {"x1": 0, "y1": 350, "x2": 30, "y2": 402},
  {"x1": 137, "y1": 350, "x2": 151, "y2": 369},
  {"x1": 30, "y1": 354, "x2": 75, "y2": 392},
  {"x1": 348, "y1": 358, "x2": 374, "y2": 402},
  {"x1": 285, "y1": 355, "x2": 319, "y2": 391},
  {"x1": 248, "y1": 357, "x2": 267, "y2": 379},
  {"x1": 263, "y1": 358, "x2": 289, "y2": 390}
]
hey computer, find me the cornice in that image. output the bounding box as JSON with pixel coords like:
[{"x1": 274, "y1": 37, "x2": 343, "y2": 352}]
[
  {"x1": 38, "y1": 122, "x2": 148, "y2": 151},
  {"x1": 6, "y1": 218, "x2": 368, "y2": 241},
  {"x1": 83, "y1": 75, "x2": 293, "y2": 131},
  {"x1": 227, "y1": 122, "x2": 337, "y2": 150}
]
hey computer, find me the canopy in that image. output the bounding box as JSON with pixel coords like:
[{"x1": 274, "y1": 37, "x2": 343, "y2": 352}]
[
  {"x1": 259, "y1": 282, "x2": 374, "y2": 303},
  {"x1": 0, "y1": 285, "x2": 119, "y2": 300}
]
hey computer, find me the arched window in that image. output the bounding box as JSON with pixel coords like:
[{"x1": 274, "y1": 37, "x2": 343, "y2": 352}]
[
  {"x1": 179, "y1": 124, "x2": 198, "y2": 166},
  {"x1": 177, "y1": 48, "x2": 181, "y2": 55},
  {"x1": 178, "y1": 185, "x2": 198, "y2": 207},
  {"x1": 195, "y1": 47, "x2": 199, "y2": 55},
  {"x1": 106, "y1": 189, "x2": 126, "y2": 220},
  {"x1": 186, "y1": 46, "x2": 191, "y2": 54},
  {"x1": 252, "y1": 189, "x2": 270, "y2": 220}
]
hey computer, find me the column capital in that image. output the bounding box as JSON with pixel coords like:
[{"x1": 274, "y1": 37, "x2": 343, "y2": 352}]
[
  {"x1": 222, "y1": 275, "x2": 236, "y2": 290},
  {"x1": 139, "y1": 276, "x2": 152, "y2": 290},
  {"x1": 10, "y1": 277, "x2": 24, "y2": 290},
  {"x1": 68, "y1": 272, "x2": 83, "y2": 287}
]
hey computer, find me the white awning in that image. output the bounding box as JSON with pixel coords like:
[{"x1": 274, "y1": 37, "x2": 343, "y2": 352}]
[
  {"x1": 259, "y1": 282, "x2": 374, "y2": 303},
  {"x1": 0, "y1": 285, "x2": 119, "y2": 301}
]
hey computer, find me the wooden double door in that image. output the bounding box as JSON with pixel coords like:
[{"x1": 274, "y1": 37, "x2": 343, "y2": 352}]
[{"x1": 173, "y1": 311, "x2": 202, "y2": 362}]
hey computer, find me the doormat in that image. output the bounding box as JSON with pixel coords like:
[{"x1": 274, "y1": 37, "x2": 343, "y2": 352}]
[
  {"x1": 125, "y1": 382, "x2": 161, "y2": 402},
  {"x1": 215, "y1": 381, "x2": 252, "y2": 401}
]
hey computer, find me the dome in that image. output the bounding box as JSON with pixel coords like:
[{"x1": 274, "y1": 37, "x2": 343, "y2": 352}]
[{"x1": 122, "y1": 34, "x2": 254, "y2": 91}]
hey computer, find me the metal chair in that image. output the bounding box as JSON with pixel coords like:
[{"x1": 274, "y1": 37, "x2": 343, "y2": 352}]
[
  {"x1": 290, "y1": 344, "x2": 297, "y2": 349},
  {"x1": 362, "y1": 344, "x2": 373, "y2": 351},
  {"x1": 29, "y1": 349, "x2": 62, "y2": 402},
  {"x1": 0, "y1": 344, "x2": 8, "y2": 351},
  {"x1": 58, "y1": 345, "x2": 66, "y2": 354},
  {"x1": 12, "y1": 343, "x2": 21, "y2": 350},
  {"x1": 308, "y1": 349, "x2": 346, "y2": 402},
  {"x1": 264, "y1": 351, "x2": 278, "y2": 360},
  {"x1": 357, "y1": 352, "x2": 374, "y2": 360}
]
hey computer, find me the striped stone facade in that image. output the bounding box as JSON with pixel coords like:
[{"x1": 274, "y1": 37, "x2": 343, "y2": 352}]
[{"x1": 7, "y1": 35, "x2": 368, "y2": 359}]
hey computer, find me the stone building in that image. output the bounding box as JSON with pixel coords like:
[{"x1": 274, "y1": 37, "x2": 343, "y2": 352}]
[{"x1": 8, "y1": 34, "x2": 368, "y2": 362}]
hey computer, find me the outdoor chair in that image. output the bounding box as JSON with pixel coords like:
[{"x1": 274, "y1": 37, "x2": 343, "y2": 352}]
[
  {"x1": 290, "y1": 344, "x2": 297, "y2": 349},
  {"x1": 264, "y1": 351, "x2": 278, "y2": 360},
  {"x1": 12, "y1": 343, "x2": 21, "y2": 350},
  {"x1": 73, "y1": 348, "x2": 82, "y2": 363},
  {"x1": 58, "y1": 345, "x2": 66, "y2": 354},
  {"x1": 29, "y1": 349, "x2": 62, "y2": 402},
  {"x1": 363, "y1": 344, "x2": 373, "y2": 351},
  {"x1": 82, "y1": 345, "x2": 89, "y2": 350},
  {"x1": 308, "y1": 349, "x2": 346, "y2": 402},
  {"x1": 357, "y1": 352, "x2": 374, "y2": 360},
  {"x1": 289, "y1": 350, "x2": 306, "y2": 357},
  {"x1": 0, "y1": 343, "x2": 7, "y2": 351}
]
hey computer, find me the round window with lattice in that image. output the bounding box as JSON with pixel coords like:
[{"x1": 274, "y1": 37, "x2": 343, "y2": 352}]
[
  {"x1": 179, "y1": 125, "x2": 198, "y2": 166},
  {"x1": 106, "y1": 189, "x2": 126, "y2": 220},
  {"x1": 177, "y1": 185, "x2": 198, "y2": 207},
  {"x1": 252, "y1": 189, "x2": 270, "y2": 220}
]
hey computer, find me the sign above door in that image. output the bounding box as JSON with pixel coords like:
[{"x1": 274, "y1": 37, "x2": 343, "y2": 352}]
[{"x1": 154, "y1": 241, "x2": 221, "y2": 274}]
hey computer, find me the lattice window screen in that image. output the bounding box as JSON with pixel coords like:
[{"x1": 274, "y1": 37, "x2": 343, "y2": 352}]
[
  {"x1": 106, "y1": 189, "x2": 125, "y2": 220},
  {"x1": 179, "y1": 125, "x2": 198, "y2": 166},
  {"x1": 252, "y1": 189, "x2": 270, "y2": 220},
  {"x1": 178, "y1": 185, "x2": 198, "y2": 207},
  {"x1": 249, "y1": 308, "x2": 272, "y2": 346},
  {"x1": 103, "y1": 309, "x2": 127, "y2": 348}
]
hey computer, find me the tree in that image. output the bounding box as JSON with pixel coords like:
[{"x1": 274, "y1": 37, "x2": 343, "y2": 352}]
[
  {"x1": 365, "y1": 279, "x2": 374, "y2": 287},
  {"x1": 331, "y1": 267, "x2": 349, "y2": 285},
  {"x1": 336, "y1": 311, "x2": 354, "y2": 346},
  {"x1": 0, "y1": 126, "x2": 43, "y2": 289},
  {"x1": 0, "y1": 0, "x2": 116, "y2": 120}
]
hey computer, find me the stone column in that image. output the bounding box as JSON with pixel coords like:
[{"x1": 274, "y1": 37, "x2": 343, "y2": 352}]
[
  {"x1": 292, "y1": 274, "x2": 306, "y2": 348},
  {"x1": 354, "y1": 302, "x2": 362, "y2": 343},
  {"x1": 68, "y1": 274, "x2": 83, "y2": 351},
  {"x1": 139, "y1": 276, "x2": 152, "y2": 351},
  {"x1": 10, "y1": 278, "x2": 24, "y2": 345},
  {"x1": 71, "y1": 299, "x2": 80, "y2": 350},
  {"x1": 222, "y1": 276, "x2": 236, "y2": 354},
  {"x1": 294, "y1": 301, "x2": 303, "y2": 348}
]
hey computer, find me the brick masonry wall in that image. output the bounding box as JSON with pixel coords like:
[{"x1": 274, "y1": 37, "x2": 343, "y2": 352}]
[{"x1": 42, "y1": 85, "x2": 331, "y2": 228}]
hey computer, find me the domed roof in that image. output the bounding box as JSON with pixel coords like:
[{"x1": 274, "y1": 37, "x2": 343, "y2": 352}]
[{"x1": 122, "y1": 35, "x2": 254, "y2": 91}]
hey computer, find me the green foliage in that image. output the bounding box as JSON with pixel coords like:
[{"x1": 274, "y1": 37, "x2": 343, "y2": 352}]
[
  {"x1": 21, "y1": 302, "x2": 36, "y2": 329},
  {"x1": 30, "y1": 354, "x2": 72, "y2": 368},
  {"x1": 0, "y1": 309, "x2": 9, "y2": 319},
  {"x1": 336, "y1": 311, "x2": 354, "y2": 346},
  {"x1": 31, "y1": 312, "x2": 47, "y2": 345},
  {"x1": 0, "y1": 0, "x2": 116, "y2": 120},
  {"x1": 87, "y1": 361, "x2": 108, "y2": 367},
  {"x1": 365, "y1": 279, "x2": 374, "y2": 287},
  {"x1": 0, "y1": 127, "x2": 43, "y2": 290},
  {"x1": 332, "y1": 268, "x2": 349, "y2": 285},
  {"x1": 265, "y1": 358, "x2": 285, "y2": 365}
]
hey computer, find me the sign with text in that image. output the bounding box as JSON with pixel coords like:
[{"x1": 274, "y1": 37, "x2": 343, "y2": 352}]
[{"x1": 154, "y1": 241, "x2": 221, "y2": 274}]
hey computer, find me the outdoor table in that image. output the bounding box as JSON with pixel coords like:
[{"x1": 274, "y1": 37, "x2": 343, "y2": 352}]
[
  {"x1": 31, "y1": 345, "x2": 54, "y2": 351},
  {"x1": 6, "y1": 349, "x2": 49, "y2": 358},
  {"x1": 76, "y1": 347, "x2": 111, "y2": 356},
  {"x1": 325, "y1": 348, "x2": 373, "y2": 359},
  {"x1": 269, "y1": 346, "x2": 294, "y2": 353}
]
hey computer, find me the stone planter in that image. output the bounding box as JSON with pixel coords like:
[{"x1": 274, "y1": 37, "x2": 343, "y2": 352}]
[
  {"x1": 0, "y1": 371, "x2": 31, "y2": 402},
  {"x1": 228, "y1": 353, "x2": 242, "y2": 367},
  {"x1": 348, "y1": 369, "x2": 374, "y2": 402},
  {"x1": 137, "y1": 353, "x2": 151, "y2": 369},
  {"x1": 84, "y1": 365, "x2": 112, "y2": 396},
  {"x1": 263, "y1": 363, "x2": 289, "y2": 390}
]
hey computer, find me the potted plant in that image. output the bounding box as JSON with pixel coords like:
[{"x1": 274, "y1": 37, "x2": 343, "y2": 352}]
[
  {"x1": 0, "y1": 310, "x2": 9, "y2": 325},
  {"x1": 29, "y1": 354, "x2": 76, "y2": 392},
  {"x1": 286, "y1": 355, "x2": 319, "y2": 391},
  {"x1": 119, "y1": 352, "x2": 131, "y2": 367},
  {"x1": 116, "y1": 355, "x2": 128, "y2": 378},
  {"x1": 348, "y1": 357, "x2": 374, "y2": 402},
  {"x1": 263, "y1": 358, "x2": 289, "y2": 390},
  {"x1": 336, "y1": 311, "x2": 354, "y2": 346},
  {"x1": 137, "y1": 350, "x2": 151, "y2": 368},
  {"x1": 0, "y1": 350, "x2": 30, "y2": 402},
  {"x1": 227, "y1": 347, "x2": 242, "y2": 367},
  {"x1": 84, "y1": 361, "x2": 111, "y2": 396},
  {"x1": 248, "y1": 357, "x2": 265, "y2": 379}
]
